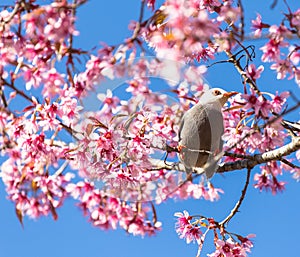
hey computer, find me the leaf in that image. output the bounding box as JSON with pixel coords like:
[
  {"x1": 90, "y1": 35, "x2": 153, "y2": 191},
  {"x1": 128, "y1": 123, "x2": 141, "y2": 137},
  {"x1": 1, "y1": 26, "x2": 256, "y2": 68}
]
[
  {"x1": 88, "y1": 116, "x2": 108, "y2": 129},
  {"x1": 31, "y1": 180, "x2": 38, "y2": 192},
  {"x1": 149, "y1": 7, "x2": 167, "y2": 26},
  {"x1": 21, "y1": 105, "x2": 35, "y2": 113},
  {"x1": 48, "y1": 198, "x2": 58, "y2": 221},
  {"x1": 85, "y1": 123, "x2": 94, "y2": 136},
  {"x1": 15, "y1": 208, "x2": 24, "y2": 228}
]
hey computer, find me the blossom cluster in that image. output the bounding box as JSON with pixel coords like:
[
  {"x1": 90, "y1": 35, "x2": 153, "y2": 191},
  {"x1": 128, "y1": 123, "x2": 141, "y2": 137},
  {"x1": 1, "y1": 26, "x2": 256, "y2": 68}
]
[
  {"x1": 222, "y1": 88, "x2": 293, "y2": 193},
  {"x1": 252, "y1": 11, "x2": 300, "y2": 86},
  {"x1": 0, "y1": 0, "x2": 299, "y2": 256},
  {"x1": 175, "y1": 211, "x2": 254, "y2": 256},
  {"x1": 66, "y1": 180, "x2": 161, "y2": 236},
  {"x1": 144, "y1": 0, "x2": 241, "y2": 61}
]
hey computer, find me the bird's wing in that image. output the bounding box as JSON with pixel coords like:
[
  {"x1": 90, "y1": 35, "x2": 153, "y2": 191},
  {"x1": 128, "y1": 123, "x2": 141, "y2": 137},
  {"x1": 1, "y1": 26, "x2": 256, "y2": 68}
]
[
  {"x1": 180, "y1": 104, "x2": 219, "y2": 150},
  {"x1": 178, "y1": 103, "x2": 224, "y2": 178},
  {"x1": 178, "y1": 113, "x2": 185, "y2": 142},
  {"x1": 201, "y1": 104, "x2": 224, "y2": 179},
  {"x1": 178, "y1": 111, "x2": 199, "y2": 143}
]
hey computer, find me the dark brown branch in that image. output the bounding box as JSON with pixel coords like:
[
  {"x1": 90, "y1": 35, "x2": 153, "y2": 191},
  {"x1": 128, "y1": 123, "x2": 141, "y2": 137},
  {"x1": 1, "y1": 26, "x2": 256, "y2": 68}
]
[
  {"x1": 0, "y1": 85, "x2": 8, "y2": 108},
  {"x1": 237, "y1": 0, "x2": 245, "y2": 41},
  {"x1": 223, "y1": 152, "x2": 255, "y2": 160},
  {"x1": 270, "y1": 0, "x2": 278, "y2": 9},
  {"x1": 2, "y1": 79, "x2": 33, "y2": 103},
  {"x1": 219, "y1": 167, "x2": 251, "y2": 226},
  {"x1": 130, "y1": 0, "x2": 146, "y2": 41},
  {"x1": 279, "y1": 158, "x2": 300, "y2": 170},
  {"x1": 0, "y1": 2, "x2": 20, "y2": 27},
  {"x1": 225, "y1": 49, "x2": 260, "y2": 93}
]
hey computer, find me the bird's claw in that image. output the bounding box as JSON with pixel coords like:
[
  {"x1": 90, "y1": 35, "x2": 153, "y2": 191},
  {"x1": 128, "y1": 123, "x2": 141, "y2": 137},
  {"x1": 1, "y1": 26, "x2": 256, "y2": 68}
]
[{"x1": 177, "y1": 144, "x2": 186, "y2": 152}]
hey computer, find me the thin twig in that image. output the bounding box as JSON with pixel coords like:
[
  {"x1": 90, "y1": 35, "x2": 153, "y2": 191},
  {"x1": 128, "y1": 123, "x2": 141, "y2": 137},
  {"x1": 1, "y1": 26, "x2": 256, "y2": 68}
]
[
  {"x1": 219, "y1": 167, "x2": 251, "y2": 226},
  {"x1": 0, "y1": 2, "x2": 20, "y2": 27},
  {"x1": 279, "y1": 158, "x2": 300, "y2": 170},
  {"x1": 270, "y1": 0, "x2": 278, "y2": 9},
  {"x1": 2, "y1": 79, "x2": 33, "y2": 103},
  {"x1": 225, "y1": 49, "x2": 259, "y2": 93},
  {"x1": 130, "y1": 0, "x2": 146, "y2": 41},
  {"x1": 0, "y1": 85, "x2": 8, "y2": 108},
  {"x1": 237, "y1": 0, "x2": 245, "y2": 42},
  {"x1": 53, "y1": 160, "x2": 69, "y2": 177}
]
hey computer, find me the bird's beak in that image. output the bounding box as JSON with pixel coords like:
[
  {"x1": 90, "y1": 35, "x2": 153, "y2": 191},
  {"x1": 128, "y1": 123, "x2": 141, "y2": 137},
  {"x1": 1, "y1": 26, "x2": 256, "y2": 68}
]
[{"x1": 223, "y1": 91, "x2": 238, "y2": 98}]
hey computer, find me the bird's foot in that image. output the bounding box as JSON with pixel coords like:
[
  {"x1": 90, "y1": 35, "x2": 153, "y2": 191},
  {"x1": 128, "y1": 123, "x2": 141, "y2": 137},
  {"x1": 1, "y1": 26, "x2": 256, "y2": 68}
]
[
  {"x1": 213, "y1": 149, "x2": 221, "y2": 156},
  {"x1": 177, "y1": 144, "x2": 186, "y2": 152}
]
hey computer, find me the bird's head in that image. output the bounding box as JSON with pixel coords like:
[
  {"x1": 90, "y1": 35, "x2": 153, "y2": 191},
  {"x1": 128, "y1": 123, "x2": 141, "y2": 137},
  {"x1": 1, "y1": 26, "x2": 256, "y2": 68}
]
[{"x1": 200, "y1": 88, "x2": 238, "y2": 107}]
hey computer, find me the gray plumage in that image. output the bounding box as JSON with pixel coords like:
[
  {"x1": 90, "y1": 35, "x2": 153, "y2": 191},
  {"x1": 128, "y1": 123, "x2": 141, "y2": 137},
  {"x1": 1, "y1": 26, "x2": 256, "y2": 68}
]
[{"x1": 178, "y1": 88, "x2": 237, "y2": 178}]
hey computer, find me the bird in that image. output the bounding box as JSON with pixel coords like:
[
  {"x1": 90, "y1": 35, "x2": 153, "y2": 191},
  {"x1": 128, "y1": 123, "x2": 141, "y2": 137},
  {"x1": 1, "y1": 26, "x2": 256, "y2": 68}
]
[{"x1": 178, "y1": 88, "x2": 238, "y2": 179}]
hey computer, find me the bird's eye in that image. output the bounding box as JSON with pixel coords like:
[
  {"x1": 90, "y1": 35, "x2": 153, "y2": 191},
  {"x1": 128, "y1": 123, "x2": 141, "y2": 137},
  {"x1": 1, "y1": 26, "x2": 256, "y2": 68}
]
[{"x1": 213, "y1": 90, "x2": 222, "y2": 96}]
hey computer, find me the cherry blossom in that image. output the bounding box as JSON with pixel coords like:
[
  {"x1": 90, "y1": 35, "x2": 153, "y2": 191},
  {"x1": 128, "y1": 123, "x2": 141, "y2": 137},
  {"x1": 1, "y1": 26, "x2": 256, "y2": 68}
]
[
  {"x1": 208, "y1": 237, "x2": 253, "y2": 257},
  {"x1": 270, "y1": 59, "x2": 293, "y2": 80},
  {"x1": 174, "y1": 211, "x2": 201, "y2": 244},
  {"x1": 251, "y1": 13, "x2": 268, "y2": 37},
  {"x1": 246, "y1": 63, "x2": 264, "y2": 81},
  {"x1": 0, "y1": 1, "x2": 299, "y2": 256}
]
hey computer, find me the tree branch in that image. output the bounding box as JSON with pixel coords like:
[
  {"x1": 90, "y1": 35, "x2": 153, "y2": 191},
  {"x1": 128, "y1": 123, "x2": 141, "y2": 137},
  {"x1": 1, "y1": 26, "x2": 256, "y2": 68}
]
[
  {"x1": 279, "y1": 157, "x2": 300, "y2": 170},
  {"x1": 217, "y1": 137, "x2": 300, "y2": 173},
  {"x1": 225, "y1": 49, "x2": 260, "y2": 93},
  {"x1": 2, "y1": 78, "x2": 33, "y2": 103},
  {"x1": 219, "y1": 167, "x2": 251, "y2": 226},
  {"x1": 0, "y1": 2, "x2": 20, "y2": 28},
  {"x1": 149, "y1": 137, "x2": 300, "y2": 174}
]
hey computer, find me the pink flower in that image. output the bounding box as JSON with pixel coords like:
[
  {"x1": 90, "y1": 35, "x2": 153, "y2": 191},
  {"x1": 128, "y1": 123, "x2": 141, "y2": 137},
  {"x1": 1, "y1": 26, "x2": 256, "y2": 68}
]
[
  {"x1": 242, "y1": 90, "x2": 271, "y2": 118},
  {"x1": 289, "y1": 47, "x2": 300, "y2": 65},
  {"x1": 199, "y1": 0, "x2": 221, "y2": 11},
  {"x1": 254, "y1": 166, "x2": 286, "y2": 195},
  {"x1": 23, "y1": 67, "x2": 43, "y2": 90},
  {"x1": 193, "y1": 44, "x2": 216, "y2": 61},
  {"x1": 295, "y1": 68, "x2": 300, "y2": 87},
  {"x1": 270, "y1": 176, "x2": 286, "y2": 194},
  {"x1": 177, "y1": 180, "x2": 224, "y2": 202},
  {"x1": 270, "y1": 91, "x2": 289, "y2": 113},
  {"x1": 43, "y1": 4, "x2": 79, "y2": 42},
  {"x1": 217, "y1": 3, "x2": 241, "y2": 23},
  {"x1": 208, "y1": 237, "x2": 253, "y2": 257},
  {"x1": 261, "y1": 124, "x2": 286, "y2": 152},
  {"x1": 207, "y1": 182, "x2": 224, "y2": 201},
  {"x1": 254, "y1": 172, "x2": 272, "y2": 192},
  {"x1": 147, "y1": 0, "x2": 156, "y2": 10},
  {"x1": 42, "y1": 68, "x2": 65, "y2": 97},
  {"x1": 260, "y1": 39, "x2": 288, "y2": 62},
  {"x1": 270, "y1": 59, "x2": 293, "y2": 80},
  {"x1": 174, "y1": 210, "x2": 202, "y2": 244},
  {"x1": 251, "y1": 13, "x2": 267, "y2": 37},
  {"x1": 97, "y1": 89, "x2": 120, "y2": 114},
  {"x1": 126, "y1": 78, "x2": 150, "y2": 95},
  {"x1": 291, "y1": 9, "x2": 300, "y2": 29},
  {"x1": 246, "y1": 63, "x2": 264, "y2": 80},
  {"x1": 269, "y1": 24, "x2": 292, "y2": 40},
  {"x1": 57, "y1": 96, "x2": 82, "y2": 126},
  {"x1": 186, "y1": 227, "x2": 201, "y2": 244}
]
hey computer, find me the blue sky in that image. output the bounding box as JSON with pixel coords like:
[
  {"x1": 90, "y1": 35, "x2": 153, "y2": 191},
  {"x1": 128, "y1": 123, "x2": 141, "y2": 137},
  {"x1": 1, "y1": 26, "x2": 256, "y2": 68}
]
[{"x1": 1, "y1": 1, "x2": 300, "y2": 257}]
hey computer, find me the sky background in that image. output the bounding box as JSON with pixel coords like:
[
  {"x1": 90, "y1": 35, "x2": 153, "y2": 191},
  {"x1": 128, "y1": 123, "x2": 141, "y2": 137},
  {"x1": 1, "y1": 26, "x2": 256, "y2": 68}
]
[{"x1": 1, "y1": 0, "x2": 300, "y2": 257}]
